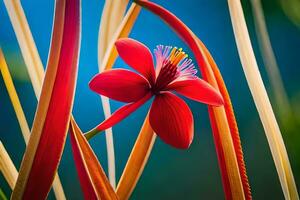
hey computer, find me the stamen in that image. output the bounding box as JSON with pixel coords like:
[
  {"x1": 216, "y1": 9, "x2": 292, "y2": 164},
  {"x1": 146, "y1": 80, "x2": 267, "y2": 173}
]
[
  {"x1": 153, "y1": 45, "x2": 198, "y2": 92},
  {"x1": 169, "y1": 47, "x2": 177, "y2": 61}
]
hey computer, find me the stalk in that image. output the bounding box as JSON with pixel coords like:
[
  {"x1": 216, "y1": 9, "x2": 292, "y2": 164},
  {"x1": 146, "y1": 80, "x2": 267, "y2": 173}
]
[
  {"x1": 0, "y1": 142, "x2": 18, "y2": 190},
  {"x1": 98, "y1": 0, "x2": 129, "y2": 189},
  {"x1": 2, "y1": 1, "x2": 67, "y2": 199},
  {"x1": 250, "y1": 0, "x2": 292, "y2": 122},
  {"x1": 116, "y1": 115, "x2": 156, "y2": 200},
  {"x1": 227, "y1": 0, "x2": 298, "y2": 199},
  {"x1": 0, "y1": 189, "x2": 8, "y2": 200},
  {"x1": 279, "y1": 0, "x2": 300, "y2": 29},
  {"x1": 99, "y1": 3, "x2": 142, "y2": 71},
  {"x1": 98, "y1": 0, "x2": 113, "y2": 62},
  {"x1": 100, "y1": 96, "x2": 116, "y2": 189},
  {"x1": 3, "y1": 0, "x2": 44, "y2": 98},
  {"x1": 106, "y1": 0, "x2": 129, "y2": 45},
  {"x1": 98, "y1": 0, "x2": 114, "y2": 185},
  {"x1": 0, "y1": 48, "x2": 30, "y2": 144}
]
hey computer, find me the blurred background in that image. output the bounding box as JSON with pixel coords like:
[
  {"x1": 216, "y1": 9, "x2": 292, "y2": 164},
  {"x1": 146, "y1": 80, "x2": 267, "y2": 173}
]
[{"x1": 1, "y1": 0, "x2": 300, "y2": 199}]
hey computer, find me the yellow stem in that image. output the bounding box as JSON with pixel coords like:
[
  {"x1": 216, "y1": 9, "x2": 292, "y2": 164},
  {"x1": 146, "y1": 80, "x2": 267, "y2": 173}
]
[
  {"x1": 98, "y1": 0, "x2": 129, "y2": 189},
  {"x1": 250, "y1": 0, "x2": 292, "y2": 121},
  {"x1": 116, "y1": 115, "x2": 156, "y2": 200},
  {"x1": 3, "y1": 0, "x2": 44, "y2": 98},
  {"x1": 0, "y1": 48, "x2": 30, "y2": 144},
  {"x1": 100, "y1": 3, "x2": 142, "y2": 71},
  {"x1": 0, "y1": 142, "x2": 18, "y2": 190},
  {"x1": 98, "y1": 0, "x2": 113, "y2": 63},
  {"x1": 106, "y1": 0, "x2": 129, "y2": 50}
]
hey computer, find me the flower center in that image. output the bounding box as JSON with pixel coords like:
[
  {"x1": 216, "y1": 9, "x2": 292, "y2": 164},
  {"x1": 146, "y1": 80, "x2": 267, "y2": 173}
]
[{"x1": 152, "y1": 45, "x2": 197, "y2": 94}]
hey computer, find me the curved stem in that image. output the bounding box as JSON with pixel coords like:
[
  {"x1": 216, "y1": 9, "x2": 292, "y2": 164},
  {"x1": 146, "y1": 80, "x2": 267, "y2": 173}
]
[
  {"x1": 98, "y1": 0, "x2": 117, "y2": 186},
  {"x1": 250, "y1": 0, "x2": 292, "y2": 122},
  {"x1": 0, "y1": 142, "x2": 18, "y2": 189},
  {"x1": 84, "y1": 126, "x2": 102, "y2": 140},
  {"x1": 100, "y1": 96, "x2": 116, "y2": 189},
  {"x1": 96, "y1": 1, "x2": 141, "y2": 189},
  {"x1": 98, "y1": 0, "x2": 129, "y2": 189}
]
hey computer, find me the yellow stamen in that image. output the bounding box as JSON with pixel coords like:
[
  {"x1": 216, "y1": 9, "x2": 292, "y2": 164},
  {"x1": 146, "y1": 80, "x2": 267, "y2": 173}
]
[
  {"x1": 168, "y1": 47, "x2": 177, "y2": 61},
  {"x1": 169, "y1": 47, "x2": 188, "y2": 66},
  {"x1": 173, "y1": 52, "x2": 187, "y2": 65}
]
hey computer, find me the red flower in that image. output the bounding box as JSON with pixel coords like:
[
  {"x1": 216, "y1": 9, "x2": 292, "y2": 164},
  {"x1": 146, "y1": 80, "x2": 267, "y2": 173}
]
[{"x1": 89, "y1": 38, "x2": 223, "y2": 149}]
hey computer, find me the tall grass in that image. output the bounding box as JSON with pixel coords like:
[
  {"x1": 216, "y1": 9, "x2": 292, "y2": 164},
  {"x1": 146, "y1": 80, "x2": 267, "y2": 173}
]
[
  {"x1": 2, "y1": 1, "x2": 66, "y2": 199},
  {"x1": 0, "y1": 142, "x2": 18, "y2": 190},
  {"x1": 97, "y1": 0, "x2": 129, "y2": 189},
  {"x1": 250, "y1": 0, "x2": 292, "y2": 123},
  {"x1": 227, "y1": 0, "x2": 299, "y2": 199}
]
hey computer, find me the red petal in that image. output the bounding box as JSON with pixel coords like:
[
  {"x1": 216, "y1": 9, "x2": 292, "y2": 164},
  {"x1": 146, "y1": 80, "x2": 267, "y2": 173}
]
[
  {"x1": 89, "y1": 69, "x2": 150, "y2": 103},
  {"x1": 115, "y1": 38, "x2": 156, "y2": 85},
  {"x1": 149, "y1": 92, "x2": 193, "y2": 149},
  {"x1": 96, "y1": 92, "x2": 152, "y2": 131},
  {"x1": 166, "y1": 78, "x2": 224, "y2": 106}
]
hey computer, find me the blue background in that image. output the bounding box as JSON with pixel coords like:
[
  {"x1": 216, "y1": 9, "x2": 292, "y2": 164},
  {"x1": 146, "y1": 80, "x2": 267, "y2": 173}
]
[{"x1": 1, "y1": 0, "x2": 300, "y2": 199}]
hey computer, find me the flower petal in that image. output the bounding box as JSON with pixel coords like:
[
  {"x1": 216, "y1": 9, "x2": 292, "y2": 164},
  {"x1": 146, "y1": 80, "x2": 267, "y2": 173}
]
[
  {"x1": 93, "y1": 92, "x2": 152, "y2": 134},
  {"x1": 115, "y1": 38, "x2": 155, "y2": 84},
  {"x1": 166, "y1": 78, "x2": 224, "y2": 106},
  {"x1": 89, "y1": 69, "x2": 150, "y2": 103},
  {"x1": 149, "y1": 92, "x2": 193, "y2": 149}
]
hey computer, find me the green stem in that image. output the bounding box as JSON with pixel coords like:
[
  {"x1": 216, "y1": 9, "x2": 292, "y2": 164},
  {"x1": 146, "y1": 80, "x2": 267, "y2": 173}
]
[
  {"x1": 84, "y1": 126, "x2": 102, "y2": 140},
  {"x1": 0, "y1": 189, "x2": 8, "y2": 200}
]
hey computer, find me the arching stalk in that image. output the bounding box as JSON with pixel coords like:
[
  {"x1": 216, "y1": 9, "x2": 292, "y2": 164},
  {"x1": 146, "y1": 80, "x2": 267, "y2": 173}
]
[
  {"x1": 0, "y1": 142, "x2": 18, "y2": 190},
  {"x1": 97, "y1": 0, "x2": 129, "y2": 189},
  {"x1": 250, "y1": 0, "x2": 292, "y2": 123}
]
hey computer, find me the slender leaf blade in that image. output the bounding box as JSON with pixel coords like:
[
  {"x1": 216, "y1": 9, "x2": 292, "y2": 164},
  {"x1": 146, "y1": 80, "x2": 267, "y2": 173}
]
[
  {"x1": 100, "y1": 3, "x2": 142, "y2": 71},
  {"x1": 3, "y1": 0, "x2": 45, "y2": 98},
  {"x1": 98, "y1": 0, "x2": 129, "y2": 189},
  {"x1": 70, "y1": 118, "x2": 119, "y2": 200},
  {"x1": 227, "y1": 0, "x2": 298, "y2": 199},
  {"x1": 0, "y1": 142, "x2": 18, "y2": 190},
  {"x1": 11, "y1": 0, "x2": 81, "y2": 198}
]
